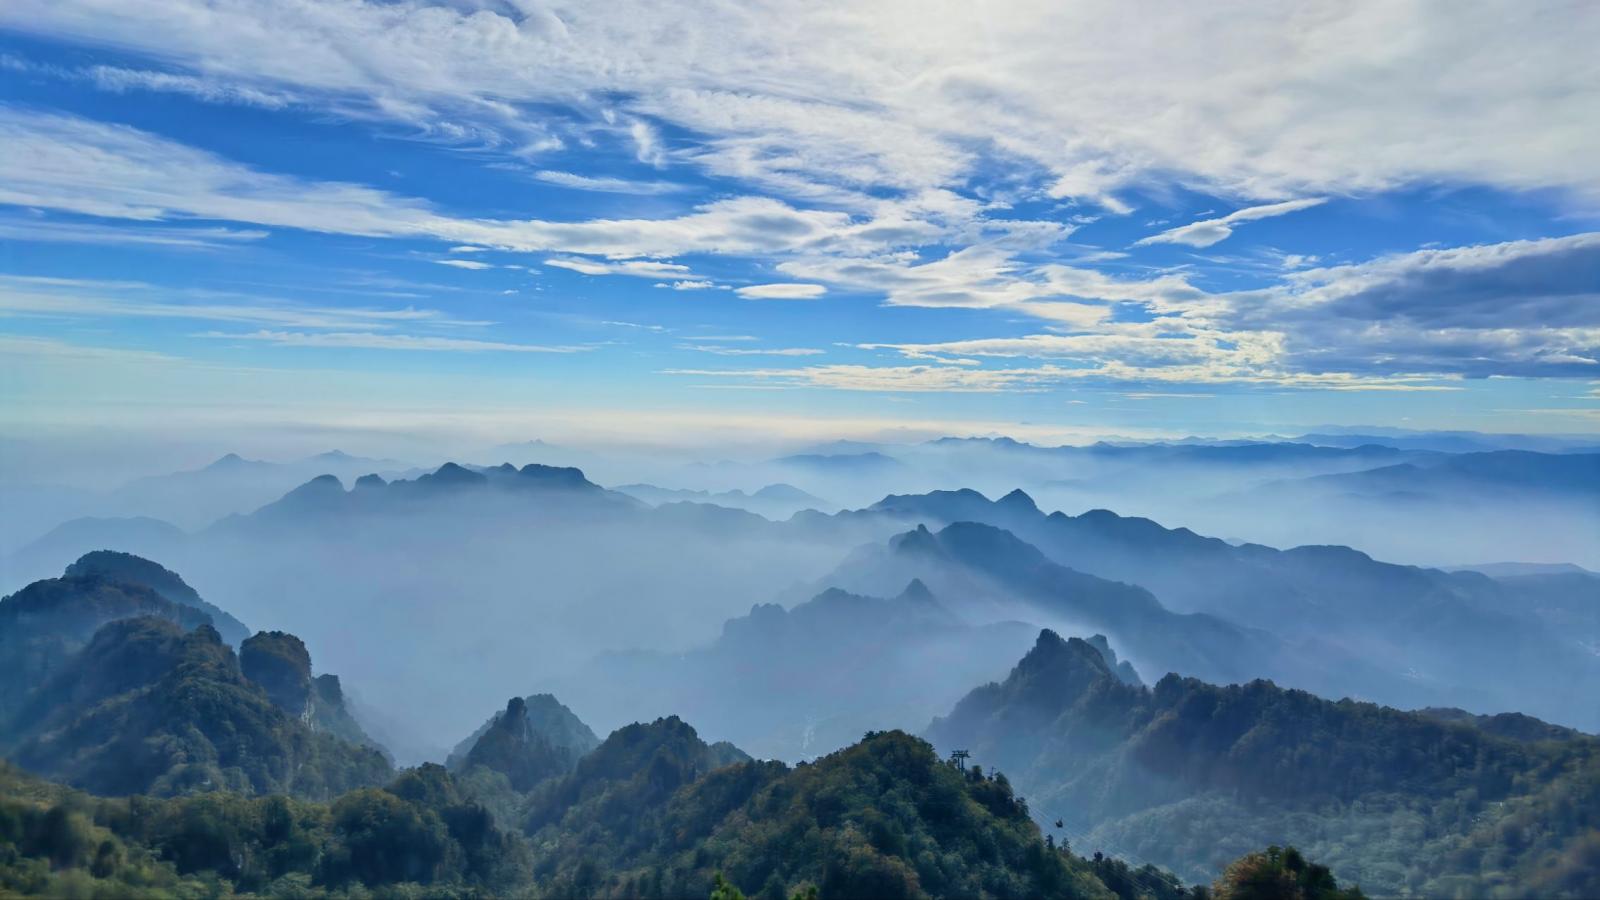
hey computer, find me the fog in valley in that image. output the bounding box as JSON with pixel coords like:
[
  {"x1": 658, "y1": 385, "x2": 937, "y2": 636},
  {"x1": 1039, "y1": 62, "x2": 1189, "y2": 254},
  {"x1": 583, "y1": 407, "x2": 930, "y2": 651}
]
[{"x1": 5, "y1": 429, "x2": 1596, "y2": 766}]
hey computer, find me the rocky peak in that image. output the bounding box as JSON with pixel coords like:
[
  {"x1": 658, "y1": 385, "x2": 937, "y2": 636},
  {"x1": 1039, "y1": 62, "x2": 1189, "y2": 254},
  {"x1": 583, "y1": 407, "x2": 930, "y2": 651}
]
[
  {"x1": 206, "y1": 452, "x2": 251, "y2": 469},
  {"x1": 1084, "y1": 633, "x2": 1144, "y2": 686},
  {"x1": 516, "y1": 463, "x2": 596, "y2": 490},
  {"x1": 240, "y1": 630, "x2": 313, "y2": 718},
  {"x1": 463, "y1": 696, "x2": 566, "y2": 791},
  {"x1": 890, "y1": 523, "x2": 943, "y2": 556},
  {"x1": 997, "y1": 488, "x2": 1039, "y2": 513},
  {"x1": 1009, "y1": 629, "x2": 1119, "y2": 702},
  {"x1": 897, "y1": 578, "x2": 936, "y2": 604},
  {"x1": 426, "y1": 462, "x2": 487, "y2": 486}
]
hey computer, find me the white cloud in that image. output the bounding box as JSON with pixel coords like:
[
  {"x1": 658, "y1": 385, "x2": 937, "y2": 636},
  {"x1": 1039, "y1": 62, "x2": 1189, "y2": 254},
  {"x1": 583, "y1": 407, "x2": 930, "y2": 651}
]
[
  {"x1": 0, "y1": 274, "x2": 486, "y2": 330},
  {"x1": 778, "y1": 246, "x2": 1195, "y2": 321},
  {"x1": 734, "y1": 283, "x2": 827, "y2": 300},
  {"x1": 545, "y1": 257, "x2": 693, "y2": 278},
  {"x1": 1122, "y1": 391, "x2": 1215, "y2": 400},
  {"x1": 86, "y1": 64, "x2": 296, "y2": 109},
  {"x1": 4, "y1": 2, "x2": 1594, "y2": 206},
  {"x1": 628, "y1": 119, "x2": 668, "y2": 167},
  {"x1": 852, "y1": 231, "x2": 1600, "y2": 383},
  {"x1": 1134, "y1": 198, "x2": 1328, "y2": 248},
  {"x1": 0, "y1": 334, "x2": 182, "y2": 365},
  {"x1": 200, "y1": 330, "x2": 591, "y2": 352},
  {"x1": 853, "y1": 322, "x2": 1468, "y2": 390},
  {"x1": 0, "y1": 215, "x2": 268, "y2": 249},
  {"x1": 0, "y1": 106, "x2": 440, "y2": 228},
  {"x1": 432, "y1": 259, "x2": 494, "y2": 270},
  {"x1": 2, "y1": 6, "x2": 1594, "y2": 395},
  {"x1": 0, "y1": 107, "x2": 876, "y2": 259},
  {"x1": 665, "y1": 363, "x2": 1067, "y2": 392},
  {"x1": 679, "y1": 345, "x2": 823, "y2": 356},
  {"x1": 655, "y1": 280, "x2": 717, "y2": 290},
  {"x1": 670, "y1": 359, "x2": 1455, "y2": 393},
  {"x1": 1232, "y1": 232, "x2": 1600, "y2": 377},
  {"x1": 531, "y1": 170, "x2": 684, "y2": 194}
]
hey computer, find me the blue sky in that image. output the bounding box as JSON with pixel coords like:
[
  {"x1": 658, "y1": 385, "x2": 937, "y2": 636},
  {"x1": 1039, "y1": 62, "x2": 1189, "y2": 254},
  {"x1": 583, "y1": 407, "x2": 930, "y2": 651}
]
[{"x1": 1, "y1": 2, "x2": 1597, "y2": 454}]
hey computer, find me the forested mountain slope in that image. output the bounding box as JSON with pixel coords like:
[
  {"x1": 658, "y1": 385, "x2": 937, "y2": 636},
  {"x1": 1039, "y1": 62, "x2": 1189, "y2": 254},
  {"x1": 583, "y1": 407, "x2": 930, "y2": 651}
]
[
  {"x1": 927, "y1": 630, "x2": 1600, "y2": 897},
  {"x1": 0, "y1": 556, "x2": 390, "y2": 799}
]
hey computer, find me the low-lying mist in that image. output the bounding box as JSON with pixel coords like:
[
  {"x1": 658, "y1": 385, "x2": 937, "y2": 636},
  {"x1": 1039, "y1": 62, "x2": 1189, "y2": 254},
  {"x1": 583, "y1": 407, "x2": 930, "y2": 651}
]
[{"x1": 3, "y1": 432, "x2": 1596, "y2": 764}]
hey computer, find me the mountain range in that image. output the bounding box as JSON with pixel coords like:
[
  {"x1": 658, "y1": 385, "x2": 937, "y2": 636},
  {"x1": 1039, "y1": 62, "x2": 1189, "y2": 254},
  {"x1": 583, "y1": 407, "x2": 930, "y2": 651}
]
[
  {"x1": 549, "y1": 579, "x2": 1042, "y2": 759},
  {"x1": 9, "y1": 456, "x2": 1595, "y2": 752},
  {"x1": 837, "y1": 487, "x2": 1600, "y2": 731},
  {"x1": 926, "y1": 629, "x2": 1600, "y2": 897},
  {"x1": 0, "y1": 546, "x2": 1580, "y2": 897},
  {"x1": 613, "y1": 482, "x2": 835, "y2": 518},
  {"x1": 0, "y1": 450, "x2": 412, "y2": 555},
  {"x1": 0, "y1": 553, "x2": 390, "y2": 799}
]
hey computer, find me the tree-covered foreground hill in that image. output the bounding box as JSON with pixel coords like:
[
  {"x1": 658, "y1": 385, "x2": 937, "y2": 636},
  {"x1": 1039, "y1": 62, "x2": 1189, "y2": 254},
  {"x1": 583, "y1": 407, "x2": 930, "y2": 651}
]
[
  {"x1": 927, "y1": 629, "x2": 1600, "y2": 898},
  {"x1": 2, "y1": 731, "x2": 1363, "y2": 899},
  {"x1": 0, "y1": 555, "x2": 390, "y2": 801}
]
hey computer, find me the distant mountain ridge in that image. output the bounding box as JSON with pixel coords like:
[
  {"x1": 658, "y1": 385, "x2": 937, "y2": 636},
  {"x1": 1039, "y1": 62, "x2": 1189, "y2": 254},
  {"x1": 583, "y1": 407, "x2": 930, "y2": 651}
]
[
  {"x1": 220, "y1": 462, "x2": 642, "y2": 533},
  {"x1": 832, "y1": 486, "x2": 1600, "y2": 731},
  {"x1": 810, "y1": 519, "x2": 1378, "y2": 701},
  {"x1": 549, "y1": 579, "x2": 1042, "y2": 760},
  {"x1": 613, "y1": 481, "x2": 834, "y2": 517},
  {"x1": 926, "y1": 629, "x2": 1600, "y2": 897},
  {"x1": 16, "y1": 458, "x2": 1595, "y2": 753},
  {"x1": 1288, "y1": 449, "x2": 1600, "y2": 498}
]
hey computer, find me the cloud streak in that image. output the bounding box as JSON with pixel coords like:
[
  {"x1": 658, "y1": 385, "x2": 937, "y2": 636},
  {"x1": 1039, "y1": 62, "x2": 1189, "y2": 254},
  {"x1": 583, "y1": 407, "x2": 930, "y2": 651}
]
[
  {"x1": 199, "y1": 330, "x2": 592, "y2": 352},
  {"x1": 735, "y1": 283, "x2": 827, "y2": 300},
  {"x1": 1134, "y1": 198, "x2": 1328, "y2": 248},
  {"x1": 0, "y1": 274, "x2": 489, "y2": 331},
  {"x1": 679, "y1": 345, "x2": 823, "y2": 356}
]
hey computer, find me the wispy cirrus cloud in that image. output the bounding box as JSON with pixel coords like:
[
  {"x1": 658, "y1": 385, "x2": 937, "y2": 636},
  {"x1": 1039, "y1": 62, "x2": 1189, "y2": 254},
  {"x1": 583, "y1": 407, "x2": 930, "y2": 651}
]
[
  {"x1": 664, "y1": 363, "x2": 1068, "y2": 393},
  {"x1": 85, "y1": 64, "x2": 297, "y2": 109},
  {"x1": 735, "y1": 283, "x2": 827, "y2": 300},
  {"x1": 679, "y1": 345, "x2": 823, "y2": 356},
  {"x1": 0, "y1": 107, "x2": 872, "y2": 259},
  {"x1": 199, "y1": 330, "x2": 592, "y2": 353},
  {"x1": 1134, "y1": 198, "x2": 1328, "y2": 248},
  {"x1": 0, "y1": 214, "x2": 268, "y2": 249},
  {"x1": 668, "y1": 360, "x2": 1456, "y2": 393},
  {"x1": 0, "y1": 274, "x2": 489, "y2": 330},
  {"x1": 0, "y1": 333, "x2": 183, "y2": 364},
  {"x1": 778, "y1": 245, "x2": 1193, "y2": 322},
  {"x1": 4, "y1": 1, "x2": 1595, "y2": 208},
  {"x1": 545, "y1": 257, "x2": 695, "y2": 278},
  {"x1": 531, "y1": 170, "x2": 684, "y2": 195},
  {"x1": 0, "y1": 54, "x2": 297, "y2": 110}
]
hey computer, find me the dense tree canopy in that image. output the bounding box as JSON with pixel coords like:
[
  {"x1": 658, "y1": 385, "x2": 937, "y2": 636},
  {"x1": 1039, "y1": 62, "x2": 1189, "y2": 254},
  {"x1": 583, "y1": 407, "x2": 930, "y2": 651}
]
[{"x1": 0, "y1": 729, "x2": 1227, "y2": 899}]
